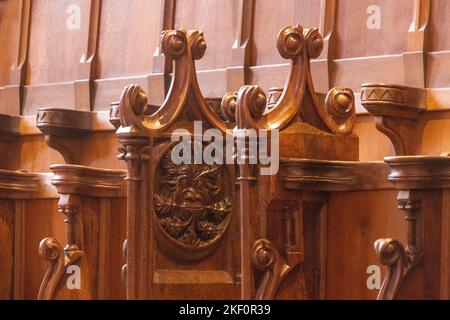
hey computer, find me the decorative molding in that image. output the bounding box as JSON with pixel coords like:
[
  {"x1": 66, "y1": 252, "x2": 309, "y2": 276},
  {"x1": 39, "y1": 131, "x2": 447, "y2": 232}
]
[
  {"x1": 50, "y1": 164, "x2": 125, "y2": 197},
  {"x1": 361, "y1": 83, "x2": 426, "y2": 155},
  {"x1": 0, "y1": 169, "x2": 38, "y2": 199},
  {"x1": 36, "y1": 108, "x2": 93, "y2": 163},
  {"x1": 385, "y1": 155, "x2": 450, "y2": 189},
  {"x1": 375, "y1": 190, "x2": 424, "y2": 300},
  {"x1": 280, "y1": 159, "x2": 391, "y2": 191},
  {"x1": 36, "y1": 108, "x2": 92, "y2": 136}
]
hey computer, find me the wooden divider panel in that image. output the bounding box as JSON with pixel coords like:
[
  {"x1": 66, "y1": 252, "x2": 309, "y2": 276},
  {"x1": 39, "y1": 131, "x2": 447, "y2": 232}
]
[
  {"x1": 334, "y1": 0, "x2": 413, "y2": 59},
  {"x1": 174, "y1": 0, "x2": 239, "y2": 71},
  {"x1": 95, "y1": 0, "x2": 163, "y2": 79},
  {"x1": 252, "y1": 0, "x2": 321, "y2": 66},
  {"x1": 427, "y1": 0, "x2": 450, "y2": 88}
]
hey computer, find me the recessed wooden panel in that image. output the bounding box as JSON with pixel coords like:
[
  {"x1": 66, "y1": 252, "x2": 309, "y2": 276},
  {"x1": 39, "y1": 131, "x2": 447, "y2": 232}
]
[
  {"x1": 26, "y1": 0, "x2": 91, "y2": 85},
  {"x1": 95, "y1": 0, "x2": 163, "y2": 79},
  {"x1": 429, "y1": 0, "x2": 450, "y2": 52},
  {"x1": 174, "y1": 0, "x2": 239, "y2": 71},
  {"x1": 334, "y1": 0, "x2": 413, "y2": 59},
  {"x1": 0, "y1": 201, "x2": 14, "y2": 300},
  {"x1": 326, "y1": 190, "x2": 404, "y2": 299},
  {"x1": 24, "y1": 199, "x2": 62, "y2": 300},
  {"x1": 252, "y1": 0, "x2": 320, "y2": 66},
  {"x1": 0, "y1": 0, "x2": 21, "y2": 87}
]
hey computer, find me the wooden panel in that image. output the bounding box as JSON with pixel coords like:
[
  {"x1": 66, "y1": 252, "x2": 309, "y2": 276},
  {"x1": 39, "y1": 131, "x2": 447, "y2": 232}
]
[
  {"x1": 95, "y1": 0, "x2": 163, "y2": 79},
  {"x1": 24, "y1": 199, "x2": 62, "y2": 300},
  {"x1": 429, "y1": 0, "x2": 450, "y2": 52},
  {"x1": 420, "y1": 111, "x2": 450, "y2": 156},
  {"x1": 353, "y1": 115, "x2": 395, "y2": 161},
  {"x1": 326, "y1": 190, "x2": 404, "y2": 299},
  {"x1": 427, "y1": 51, "x2": 450, "y2": 88},
  {"x1": 334, "y1": 0, "x2": 413, "y2": 59},
  {"x1": 332, "y1": 55, "x2": 404, "y2": 92},
  {"x1": 174, "y1": 0, "x2": 239, "y2": 71},
  {"x1": 108, "y1": 198, "x2": 126, "y2": 299},
  {"x1": 252, "y1": 0, "x2": 321, "y2": 66},
  {"x1": 0, "y1": 0, "x2": 21, "y2": 87},
  {"x1": 0, "y1": 201, "x2": 14, "y2": 300},
  {"x1": 26, "y1": 0, "x2": 91, "y2": 85}
]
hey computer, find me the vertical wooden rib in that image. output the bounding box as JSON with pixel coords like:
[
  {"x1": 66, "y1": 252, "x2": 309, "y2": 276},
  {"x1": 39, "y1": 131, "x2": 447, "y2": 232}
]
[
  {"x1": 227, "y1": 0, "x2": 254, "y2": 91},
  {"x1": 403, "y1": 0, "x2": 431, "y2": 87}
]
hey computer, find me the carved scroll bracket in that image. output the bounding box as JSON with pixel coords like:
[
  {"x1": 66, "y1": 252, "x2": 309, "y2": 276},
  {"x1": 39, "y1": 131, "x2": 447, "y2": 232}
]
[
  {"x1": 38, "y1": 164, "x2": 125, "y2": 300},
  {"x1": 36, "y1": 108, "x2": 93, "y2": 164},
  {"x1": 361, "y1": 83, "x2": 426, "y2": 156},
  {"x1": 252, "y1": 201, "x2": 304, "y2": 299},
  {"x1": 223, "y1": 24, "x2": 356, "y2": 136},
  {"x1": 37, "y1": 237, "x2": 83, "y2": 300},
  {"x1": 375, "y1": 155, "x2": 450, "y2": 299},
  {"x1": 374, "y1": 189, "x2": 424, "y2": 300},
  {"x1": 118, "y1": 28, "x2": 232, "y2": 135}
]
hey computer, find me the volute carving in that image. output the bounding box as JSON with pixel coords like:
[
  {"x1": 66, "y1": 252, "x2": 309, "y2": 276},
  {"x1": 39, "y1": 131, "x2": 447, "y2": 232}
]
[
  {"x1": 118, "y1": 29, "x2": 231, "y2": 135},
  {"x1": 222, "y1": 24, "x2": 355, "y2": 134}
]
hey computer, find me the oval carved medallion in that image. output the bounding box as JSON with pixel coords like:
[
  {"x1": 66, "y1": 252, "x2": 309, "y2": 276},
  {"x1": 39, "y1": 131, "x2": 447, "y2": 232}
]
[{"x1": 153, "y1": 141, "x2": 232, "y2": 261}]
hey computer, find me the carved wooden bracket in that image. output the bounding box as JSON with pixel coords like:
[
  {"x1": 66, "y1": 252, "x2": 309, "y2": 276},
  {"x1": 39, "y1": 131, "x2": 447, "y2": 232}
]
[
  {"x1": 375, "y1": 155, "x2": 450, "y2": 299},
  {"x1": 0, "y1": 169, "x2": 38, "y2": 198},
  {"x1": 223, "y1": 24, "x2": 356, "y2": 135},
  {"x1": 38, "y1": 165, "x2": 125, "y2": 300},
  {"x1": 361, "y1": 84, "x2": 426, "y2": 155},
  {"x1": 374, "y1": 191, "x2": 424, "y2": 300},
  {"x1": 36, "y1": 107, "x2": 93, "y2": 164}
]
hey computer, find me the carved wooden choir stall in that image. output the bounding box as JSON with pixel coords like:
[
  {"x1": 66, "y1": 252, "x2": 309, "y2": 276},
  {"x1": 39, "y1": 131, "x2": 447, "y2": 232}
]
[{"x1": 2, "y1": 0, "x2": 450, "y2": 300}]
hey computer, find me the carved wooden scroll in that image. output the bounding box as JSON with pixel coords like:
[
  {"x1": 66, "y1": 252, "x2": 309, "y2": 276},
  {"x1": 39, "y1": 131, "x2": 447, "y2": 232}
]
[
  {"x1": 37, "y1": 165, "x2": 125, "y2": 300},
  {"x1": 223, "y1": 24, "x2": 357, "y2": 300},
  {"x1": 222, "y1": 24, "x2": 355, "y2": 134},
  {"x1": 117, "y1": 28, "x2": 236, "y2": 299},
  {"x1": 0, "y1": 170, "x2": 38, "y2": 300},
  {"x1": 361, "y1": 84, "x2": 426, "y2": 156},
  {"x1": 375, "y1": 156, "x2": 450, "y2": 299}
]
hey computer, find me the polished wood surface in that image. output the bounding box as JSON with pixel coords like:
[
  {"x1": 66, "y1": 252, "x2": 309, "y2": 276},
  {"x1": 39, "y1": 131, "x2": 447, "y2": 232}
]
[{"x1": 1, "y1": 0, "x2": 450, "y2": 300}]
